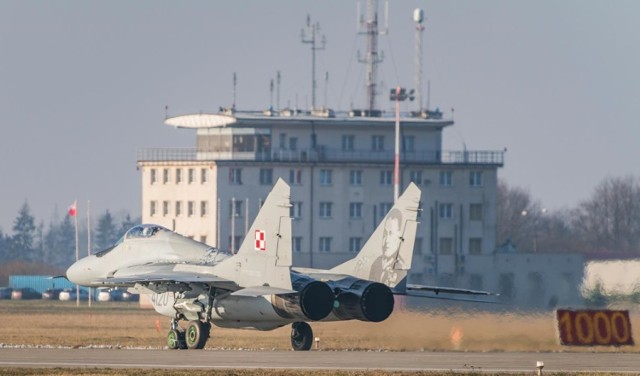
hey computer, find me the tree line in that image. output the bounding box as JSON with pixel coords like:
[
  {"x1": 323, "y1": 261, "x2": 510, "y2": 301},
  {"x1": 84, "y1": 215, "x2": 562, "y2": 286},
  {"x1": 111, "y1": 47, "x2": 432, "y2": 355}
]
[
  {"x1": 0, "y1": 203, "x2": 139, "y2": 271},
  {"x1": 498, "y1": 175, "x2": 640, "y2": 255}
]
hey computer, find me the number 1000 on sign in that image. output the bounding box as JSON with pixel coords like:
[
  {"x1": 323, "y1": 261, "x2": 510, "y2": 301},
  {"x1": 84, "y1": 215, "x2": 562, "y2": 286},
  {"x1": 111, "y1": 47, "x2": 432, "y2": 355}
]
[{"x1": 556, "y1": 309, "x2": 634, "y2": 346}]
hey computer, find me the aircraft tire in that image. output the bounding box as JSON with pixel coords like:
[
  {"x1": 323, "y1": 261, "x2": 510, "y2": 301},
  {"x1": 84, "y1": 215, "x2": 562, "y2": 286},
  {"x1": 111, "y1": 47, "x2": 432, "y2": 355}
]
[
  {"x1": 290, "y1": 321, "x2": 313, "y2": 351},
  {"x1": 185, "y1": 320, "x2": 208, "y2": 350},
  {"x1": 177, "y1": 330, "x2": 188, "y2": 349},
  {"x1": 167, "y1": 329, "x2": 183, "y2": 350}
]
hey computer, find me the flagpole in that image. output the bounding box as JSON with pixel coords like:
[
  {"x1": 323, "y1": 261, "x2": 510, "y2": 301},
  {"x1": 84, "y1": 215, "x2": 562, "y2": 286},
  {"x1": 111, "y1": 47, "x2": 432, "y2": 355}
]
[
  {"x1": 87, "y1": 200, "x2": 91, "y2": 308},
  {"x1": 74, "y1": 200, "x2": 79, "y2": 307}
]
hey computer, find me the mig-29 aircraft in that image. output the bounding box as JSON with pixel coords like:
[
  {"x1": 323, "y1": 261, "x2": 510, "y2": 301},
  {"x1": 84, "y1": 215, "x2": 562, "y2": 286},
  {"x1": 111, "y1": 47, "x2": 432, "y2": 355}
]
[{"x1": 67, "y1": 179, "x2": 493, "y2": 351}]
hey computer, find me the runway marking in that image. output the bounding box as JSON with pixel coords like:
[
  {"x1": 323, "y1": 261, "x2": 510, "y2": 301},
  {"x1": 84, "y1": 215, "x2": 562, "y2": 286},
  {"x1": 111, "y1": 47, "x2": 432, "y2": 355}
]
[{"x1": 0, "y1": 361, "x2": 536, "y2": 373}]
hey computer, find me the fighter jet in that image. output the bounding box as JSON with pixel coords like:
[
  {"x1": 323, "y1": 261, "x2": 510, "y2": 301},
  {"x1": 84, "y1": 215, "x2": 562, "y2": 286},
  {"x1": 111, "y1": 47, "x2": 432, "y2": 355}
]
[{"x1": 67, "y1": 179, "x2": 493, "y2": 351}]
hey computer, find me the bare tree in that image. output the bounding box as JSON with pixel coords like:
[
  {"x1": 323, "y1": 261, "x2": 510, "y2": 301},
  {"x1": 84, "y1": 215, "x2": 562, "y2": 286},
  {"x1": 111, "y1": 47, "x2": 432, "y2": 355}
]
[
  {"x1": 497, "y1": 180, "x2": 539, "y2": 251},
  {"x1": 572, "y1": 176, "x2": 640, "y2": 253}
]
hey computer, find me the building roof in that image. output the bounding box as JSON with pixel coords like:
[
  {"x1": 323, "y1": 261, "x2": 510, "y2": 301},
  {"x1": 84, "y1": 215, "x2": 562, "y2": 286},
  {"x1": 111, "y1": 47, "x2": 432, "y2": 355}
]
[{"x1": 164, "y1": 111, "x2": 454, "y2": 130}]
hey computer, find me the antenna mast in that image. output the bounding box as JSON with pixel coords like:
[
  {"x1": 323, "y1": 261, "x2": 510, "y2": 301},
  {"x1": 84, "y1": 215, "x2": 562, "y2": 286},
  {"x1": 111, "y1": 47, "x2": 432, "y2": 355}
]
[
  {"x1": 232, "y1": 72, "x2": 237, "y2": 111},
  {"x1": 414, "y1": 8, "x2": 425, "y2": 113},
  {"x1": 276, "y1": 71, "x2": 281, "y2": 111},
  {"x1": 357, "y1": 0, "x2": 388, "y2": 112},
  {"x1": 324, "y1": 72, "x2": 329, "y2": 109},
  {"x1": 301, "y1": 15, "x2": 326, "y2": 111}
]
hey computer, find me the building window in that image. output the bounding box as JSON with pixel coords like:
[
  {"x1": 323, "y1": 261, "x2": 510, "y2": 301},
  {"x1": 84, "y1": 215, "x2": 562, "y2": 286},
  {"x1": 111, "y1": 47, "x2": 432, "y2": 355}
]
[
  {"x1": 150, "y1": 201, "x2": 157, "y2": 217},
  {"x1": 200, "y1": 236, "x2": 207, "y2": 244},
  {"x1": 229, "y1": 168, "x2": 242, "y2": 185},
  {"x1": 350, "y1": 170, "x2": 362, "y2": 186},
  {"x1": 470, "y1": 203, "x2": 483, "y2": 221},
  {"x1": 342, "y1": 135, "x2": 355, "y2": 151},
  {"x1": 289, "y1": 169, "x2": 302, "y2": 185},
  {"x1": 279, "y1": 133, "x2": 286, "y2": 149},
  {"x1": 409, "y1": 170, "x2": 422, "y2": 185},
  {"x1": 150, "y1": 169, "x2": 157, "y2": 184},
  {"x1": 439, "y1": 203, "x2": 453, "y2": 219},
  {"x1": 188, "y1": 168, "x2": 195, "y2": 184},
  {"x1": 402, "y1": 135, "x2": 415, "y2": 152},
  {"x1": 470, "y1": 171, "x2": 483, "y2": 187},
  {"x1": 162, "y1": 201, "x2": 169, "y2": 217},
  {"x1": 175, "y1": 201, "x2": 182, "y2": 217},
  {"x1": 230, "y1": 199, "x2": 243, "y2": 218},
  {"x1": 201, "y1": 168, "x2": 209, "y2": 184},
  {"x1": 289, "y1": 137, "x2": 298, "y2": 151},
  {"x1": 439, "y1": 237, "x2": 453, "y2": 255},
  {"x1": 319, "y1": 202, "x2": 333, "y2": 218},
  {"x1": 349, "y1": 237, "x2": 362, "y2": 252},
  {"x1": 349, "y1": 202, "x2": 363, "y2": 219},
  {"x1": 319, "y1": 237, "x2": 332, "y2": 252},
  {"x1": 290, "y1": 201, "x2": 303, "y2": 219},
  {"x1": 187, "y1": 201, "x2": 195, "y2": 217},
  {"x1": 200, "y1": 201, "x2": 209, "y2": 217},
  {"x1": 469, "y1": 238, "x2": 482, "y2": 255},
  {"x1": 163, "y1": 168, "x2": 170, "y2": 184},
  {"x1": 175, "y1": 169, "x2": 182, "y2": 184},
  {"x1": 259, "y1": 168, "x2": 273, "y2": 185},
  {"x1": 380, "y1": 170, "x2": 392, "y2": 185},
  {"x1": 440, "y1": 171, "x2": 452, "y2": 186},
  {"x1": 379, "y1": 202, "x2": 393, "y2": 217},
  {"x1": 414, "y1": 237, "x2": 423, "y2": 255},
  {"x1": 293, "y1": 237, "x2": 302, "y2": 252},
  {"x1": 319, "y1": 169, "x2": 332, "y2": 185},
  {"x1": 372, "y1": 135, "x2": 384, "y2": 151}
]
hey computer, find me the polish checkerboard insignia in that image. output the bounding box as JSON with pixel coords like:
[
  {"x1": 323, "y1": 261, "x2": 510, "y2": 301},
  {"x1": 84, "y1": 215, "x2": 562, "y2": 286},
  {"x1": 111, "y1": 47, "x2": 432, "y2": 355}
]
[{"x1": 254, "y1": 229, "x2": 266, "y2": 251}]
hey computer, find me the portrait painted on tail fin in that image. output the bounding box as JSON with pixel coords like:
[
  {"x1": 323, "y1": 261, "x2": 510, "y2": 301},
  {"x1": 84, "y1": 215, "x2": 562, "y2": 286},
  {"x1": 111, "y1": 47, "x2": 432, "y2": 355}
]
[{"x1": 369, "y1": 208, "x2": 406, "y2": 286}]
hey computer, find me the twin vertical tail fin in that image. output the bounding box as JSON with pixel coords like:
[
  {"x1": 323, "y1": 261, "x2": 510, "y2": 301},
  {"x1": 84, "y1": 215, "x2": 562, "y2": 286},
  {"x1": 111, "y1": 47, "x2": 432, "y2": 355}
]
[
  {"x1": 216, "y1": 178, "x2": 293, "y2": 290},
  {"x1": 330, "y1": 183, "x2": 422, "y2": 291}
]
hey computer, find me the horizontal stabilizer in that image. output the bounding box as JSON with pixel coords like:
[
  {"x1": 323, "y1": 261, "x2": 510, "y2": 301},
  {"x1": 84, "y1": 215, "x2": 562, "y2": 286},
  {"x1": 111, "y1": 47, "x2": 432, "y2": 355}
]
[
  {"x1": 403, "y1": 292, "x2": 501, "y2": 304},
  {"x1": 406, "y1": 283, "x2": 497, "y2": 296}
]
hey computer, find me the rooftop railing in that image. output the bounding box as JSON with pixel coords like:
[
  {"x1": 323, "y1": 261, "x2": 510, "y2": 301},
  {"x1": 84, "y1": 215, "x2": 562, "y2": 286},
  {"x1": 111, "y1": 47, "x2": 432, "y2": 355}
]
[{"x1": 137, "y1": 147, "x2": 505, "y2": 166}]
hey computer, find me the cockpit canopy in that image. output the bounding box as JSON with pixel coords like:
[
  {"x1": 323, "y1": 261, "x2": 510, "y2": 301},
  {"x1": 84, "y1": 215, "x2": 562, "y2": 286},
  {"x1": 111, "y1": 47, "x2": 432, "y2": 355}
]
[
  {"x1": 94, "y1": 224, "x2": 170, "y2": 257},
  {"x1": 124, "y1": 224, "x2": 168, "y2": 239}
]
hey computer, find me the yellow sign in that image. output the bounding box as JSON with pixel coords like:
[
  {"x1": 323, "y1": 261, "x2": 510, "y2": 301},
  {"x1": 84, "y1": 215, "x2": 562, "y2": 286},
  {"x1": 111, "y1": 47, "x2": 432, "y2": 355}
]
[{"x1": 556, "y1": 309, "x2": 634, "y2": 346}]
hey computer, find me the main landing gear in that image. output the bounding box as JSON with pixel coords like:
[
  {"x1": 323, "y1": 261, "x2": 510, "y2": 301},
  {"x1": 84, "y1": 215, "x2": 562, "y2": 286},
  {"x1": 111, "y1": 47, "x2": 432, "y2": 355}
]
[
  {"x1": 167, "y1": 318, "x2": 210, "y2": 350},
  {"x1": 290, "y1": 321, "x2": 313, "y2": 351}
]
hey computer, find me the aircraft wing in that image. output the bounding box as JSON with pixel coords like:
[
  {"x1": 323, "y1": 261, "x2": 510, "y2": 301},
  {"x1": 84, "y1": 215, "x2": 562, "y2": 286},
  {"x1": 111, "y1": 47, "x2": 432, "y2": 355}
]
[
  {"x1": 87, "y1": 263, "x2": 241, "y2": 293},
  {"x1": 229, "y1": 286, "x2": 297, "y2": 297}
]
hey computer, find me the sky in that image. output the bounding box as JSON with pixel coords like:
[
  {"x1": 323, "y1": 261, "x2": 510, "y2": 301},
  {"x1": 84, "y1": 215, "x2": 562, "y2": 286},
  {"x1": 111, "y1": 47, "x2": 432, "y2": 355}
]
[{"x1": 1, "y1": 0, "x2": 639, "y2": 232}]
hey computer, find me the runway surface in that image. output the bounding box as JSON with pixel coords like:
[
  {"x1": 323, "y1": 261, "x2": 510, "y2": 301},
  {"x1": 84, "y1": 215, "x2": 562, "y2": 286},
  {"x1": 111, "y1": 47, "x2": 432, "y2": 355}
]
[{"x1": 0, "y1": 348, "x2": 639, "y2": 372}]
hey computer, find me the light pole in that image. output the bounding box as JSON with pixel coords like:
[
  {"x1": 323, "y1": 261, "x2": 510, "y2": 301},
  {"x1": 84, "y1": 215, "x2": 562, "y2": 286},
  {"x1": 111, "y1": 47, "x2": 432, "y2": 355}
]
[{"x1": 389, "y1": 87, "x2": 414, "y2": 202}]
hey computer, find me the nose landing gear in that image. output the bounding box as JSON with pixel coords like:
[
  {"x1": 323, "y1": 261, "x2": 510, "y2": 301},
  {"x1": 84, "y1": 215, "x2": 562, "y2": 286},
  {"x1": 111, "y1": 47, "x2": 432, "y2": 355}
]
[{"x1": 167, "y1": 318, "x2": 210, "y2": 350}]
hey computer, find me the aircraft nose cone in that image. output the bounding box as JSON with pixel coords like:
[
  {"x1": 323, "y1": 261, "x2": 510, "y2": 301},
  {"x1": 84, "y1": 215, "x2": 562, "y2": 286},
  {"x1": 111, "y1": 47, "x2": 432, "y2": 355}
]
[{"x1": 66, "y1": 258, "x2": 92, "y2": 286}]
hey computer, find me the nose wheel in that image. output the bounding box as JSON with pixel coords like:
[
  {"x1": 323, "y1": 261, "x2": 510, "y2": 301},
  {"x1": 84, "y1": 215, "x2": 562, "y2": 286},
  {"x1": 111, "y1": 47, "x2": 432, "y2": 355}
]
[
  {"x1": 167, "y1": 328, "x2": 186, "y2": 350},
  {"x1": 290, "y1": 321, "x2": 313, "y2": 351},
  {"x1": 168, "y1": 318, "x2": 210, "y2": 350}
]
